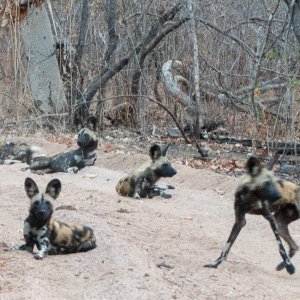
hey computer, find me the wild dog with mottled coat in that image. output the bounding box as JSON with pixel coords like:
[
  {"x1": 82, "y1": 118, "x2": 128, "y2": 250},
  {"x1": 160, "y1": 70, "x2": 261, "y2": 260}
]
[
  {"x1": 22, "y1": 116, "x2": 98, "y2": 173},
  {"x1": 116, "y1": 144, "x2": 177, "y2": 199},
  {"x1": 0, "y1": 141, "x2": 37, "y2": 165},
  {"x1": 205, "y1": 156, "x2": 300, "y2": 275},
  {"x1": 14, "y1": 177, "x2": 96, "y2": 259}
]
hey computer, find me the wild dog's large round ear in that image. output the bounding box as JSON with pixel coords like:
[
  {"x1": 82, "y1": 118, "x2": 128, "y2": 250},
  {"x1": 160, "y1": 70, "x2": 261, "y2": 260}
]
[
  {"x1": 246, "y1": 156, "x2": 262, "y2": 176},
  {"x1": 87, "y1": 116, "x2": 97, "y2": 131},
  {"x1": 74, "y1": 117, "x2": 84, "y2": 131},
  {"x1": 25, "y1": 177, "x2": 39, "y2": 198},
  {"x1": 161, "y1": 144, "x2": 170, "y2": 156},
  {"x1": 149, "y1": 144, "x2": 162, "y2": 161},
  {"x1": 45, "y1": 179, "x2": 61, "y2": 200}
]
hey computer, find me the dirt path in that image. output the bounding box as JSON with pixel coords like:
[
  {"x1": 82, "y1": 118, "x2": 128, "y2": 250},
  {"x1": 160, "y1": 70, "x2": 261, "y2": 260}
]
[{"x1": 1, "y1": 139, "x2": 300, "y2": 299}]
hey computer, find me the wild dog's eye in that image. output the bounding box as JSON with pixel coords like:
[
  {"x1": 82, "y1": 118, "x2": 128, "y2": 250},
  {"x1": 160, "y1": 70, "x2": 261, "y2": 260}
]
[
  {"x1": 162, "y1": 163, "x2": 169, "y2": 167},
  {"x1": 44, "y1": 201, "x2": 52, "y2": 207},
  {"x1": 33, "y1": 201, "x2": 39, "y2": 206}
]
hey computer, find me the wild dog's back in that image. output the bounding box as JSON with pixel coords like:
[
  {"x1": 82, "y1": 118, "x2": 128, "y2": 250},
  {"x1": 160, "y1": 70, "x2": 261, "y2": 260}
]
[{"x1": 47, "y1": 219, "x2": 96, "y2": 254}]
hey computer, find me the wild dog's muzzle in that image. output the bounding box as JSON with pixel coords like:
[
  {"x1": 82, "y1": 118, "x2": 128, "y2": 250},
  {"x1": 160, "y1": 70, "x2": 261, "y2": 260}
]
[
  {"x1": 158, "y1": 164, "x2": 177, "y2": 178},
  {"x1": 32, "y1": 201, "x2": 52, "y2": 221}
]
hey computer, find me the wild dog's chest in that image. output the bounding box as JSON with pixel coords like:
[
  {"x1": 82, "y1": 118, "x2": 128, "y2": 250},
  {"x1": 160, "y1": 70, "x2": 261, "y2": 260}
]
[
  {"x1": 134, "y1": 166, "x2": 159, "y2": 186},
  {"x1": 23, "y1": 221, "x2": 49, "y2": 243}
]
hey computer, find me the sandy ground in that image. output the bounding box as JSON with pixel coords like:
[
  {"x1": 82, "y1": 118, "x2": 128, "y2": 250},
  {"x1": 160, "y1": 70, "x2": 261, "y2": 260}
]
[{"x1": 1, "y1": 138, "x2": 300, "y2": 300}]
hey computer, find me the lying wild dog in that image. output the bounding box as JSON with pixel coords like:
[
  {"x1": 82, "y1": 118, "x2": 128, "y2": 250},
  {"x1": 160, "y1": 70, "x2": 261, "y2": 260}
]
[
  {"x1": 205, "y1": 156, "x2": 299, "y2": 275},
  {"x1": 14, "y1": 177, "x2": 96, "y2": 259},
  {"x1": 0, "y1": 141, "x2": 38, "y2": 165},
  {"x1": 22, "y1": 116, "x2": 98, "y2": 174},
  {"x1": 116, "y1": 144, "x2": 177, "y2": 199}
]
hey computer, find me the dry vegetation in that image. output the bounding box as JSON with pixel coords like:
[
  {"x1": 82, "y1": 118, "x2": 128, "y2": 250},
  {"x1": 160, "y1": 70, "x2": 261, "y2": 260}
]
[{"x1": 0, "y1": 1, "x2": 299, "y2": 143}]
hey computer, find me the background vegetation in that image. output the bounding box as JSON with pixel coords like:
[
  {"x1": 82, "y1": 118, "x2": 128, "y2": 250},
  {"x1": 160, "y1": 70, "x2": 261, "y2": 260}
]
[{"x1": 1, "y1": 0, "x2": 300, "y2": 148}]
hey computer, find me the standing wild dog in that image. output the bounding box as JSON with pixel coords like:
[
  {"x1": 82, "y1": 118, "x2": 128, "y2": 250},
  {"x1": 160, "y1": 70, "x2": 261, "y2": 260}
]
[
  {"x1": 205, "y1": 156, "x2": 300, "y2": 275},
  {"x1": 116, "y1": 144, "x2": 177, "y2": 199},
  {"x1": 22, "y1": 116, "x2": 98, "y2": 173},
  {"x1": 14, "y1": 177, "x2": 96, "y2": 259},
  {"x1": 0, "y1": 141, "x2": 37, "y2": 165}
]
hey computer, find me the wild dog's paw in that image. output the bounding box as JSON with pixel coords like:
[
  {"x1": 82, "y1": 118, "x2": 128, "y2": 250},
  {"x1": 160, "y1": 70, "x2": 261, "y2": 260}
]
[
  {"x1": 276, "y1": 261, "x2": 286, "y2": 271},
  {"x1": 67, "y1": 166, "x2": 79, "y2": 174},
  {"x1": 34, "y1": 253, "x2": 44, "y2": 260},
  {"x1": 203, "y1": 263, "x2": 219, "y2": 268},
  {"x1": 11, "y1": 244, "x2": 21, "y2": 251},
  {"x1": 160, "y1": 191, "x2": 172, "y2": 199},
  {"x1": 167, "y1": 185, "x2": 175, "y2": 189},
  {"x1": 12, "y1": 244, "x2": 33, "y2": 252},
  {"x1": 133, "y1": 192, "x2": 141, "y2": 199},
  {"x1": 286, "y1": 264, "x2": 296, "y2": 275}
]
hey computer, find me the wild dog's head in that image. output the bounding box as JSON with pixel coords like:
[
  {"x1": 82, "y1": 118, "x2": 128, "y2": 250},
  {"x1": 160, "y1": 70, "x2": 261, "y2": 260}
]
[
  {"x1": 74, "y1": 116, "x2": 98, "y2": 152},
  {"x1": 149, "y1": 144, "x2": 177, "y2": 178},
  {"x1": 239, "y1": 157, "x2": 282, "y2": 202},
  {"x1": 25, "y1": 178, "x2": 61, "y2": 226}
]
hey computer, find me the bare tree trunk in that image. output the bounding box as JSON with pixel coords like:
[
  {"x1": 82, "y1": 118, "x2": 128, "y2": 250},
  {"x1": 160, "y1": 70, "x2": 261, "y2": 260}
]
[
  {"x1": 187, "y1": 0, "x2": 201, "y2": 136},
  {"x1": 284, "y1": 0, "x2": 300, "y2": 43},
  {"x1": 249, "y1": 1, "x2": 280, "y2": 127},
  {"x1": 73, "y1": 0, "x2": 90, "y2": 120},
  {"x1": 20, "y1": 6, "x2": 67, "y2": 114}
]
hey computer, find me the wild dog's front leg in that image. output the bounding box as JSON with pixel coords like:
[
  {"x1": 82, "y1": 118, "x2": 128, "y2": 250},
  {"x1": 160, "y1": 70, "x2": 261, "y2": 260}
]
[
  {"x1": 275, "y1": 209, "x2": 299, "y2": 271},
  {"x1": 133, "y1": 178, "x2": 145, "y2": 199},
  {"x1": 262, "y1": 201, "x2": 295, "y2": 275},
  {"x1": 14, "y1": 236, "x2": 35, "y2": 253},
  {"x1": 34, "y1": 227, "x2": 51, "y2": 260},
  {"x1": 34, "y1": 237, "x2": 50, "y2": 260},
  {"x1": 153, "y1": 186, "x2": 172, "y2": 198},
  {"x1": 204, "y1": 209, "x2": 246, "y2": 268},
  {"x1": 153, "y1": 184, "x2": 175, "y2": 198},
  {"x1": 14, "y1": 222, "x2": 35, "y2": 252}
]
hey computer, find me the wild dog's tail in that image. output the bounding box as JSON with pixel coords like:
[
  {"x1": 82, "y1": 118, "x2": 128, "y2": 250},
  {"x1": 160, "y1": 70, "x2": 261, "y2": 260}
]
[
  {"x1": 18, "y1": 145, "x2": 42, "y2": 165},
  {"x1": 116, "y1": 176, "x2": 132, "y2": 196}
]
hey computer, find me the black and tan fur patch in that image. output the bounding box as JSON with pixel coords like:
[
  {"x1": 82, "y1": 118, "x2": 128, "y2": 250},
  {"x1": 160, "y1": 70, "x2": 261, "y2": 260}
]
[
  {"x1": 14, "y1": 177, "x2": 96, "y2": 259},
  {"x1": 116, "y1": 144, "x2": 177, "y2": 199},
  {"x1": 22, "y1": 116, "x2": 98, "y2": 174}
]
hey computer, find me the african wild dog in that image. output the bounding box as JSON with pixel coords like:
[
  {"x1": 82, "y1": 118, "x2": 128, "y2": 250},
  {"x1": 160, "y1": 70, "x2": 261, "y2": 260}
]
[
  {"x1": 205, "y1": 156, "x2": 300, "y2": 275},
  {"x1": 22, "y1": 116, "x2": 98, "y2": 174},
  {"x1": 116, "y1": 144, "x2": 177, "y2": 199},
  {"x1": 0, "y1": 141, "x2": 37, "y2": 165},
  {"x1": 14, "y1": 177, "x2": 96, "y2": 259}
]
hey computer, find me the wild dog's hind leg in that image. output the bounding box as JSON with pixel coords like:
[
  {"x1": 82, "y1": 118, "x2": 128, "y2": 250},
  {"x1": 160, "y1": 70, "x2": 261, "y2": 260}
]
[
  {"x1": 204, "y1": 208, "x2": 246, "y2": 268},
  {"x1": 77, "y1": 239, "x2": 97, "y2": 252},
  {"x1": 274, "y1": 207, "x2": 299, "y2": 271},
  {"x1": 262, "y1": 201, "x2": 295, "y2": 275}
]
